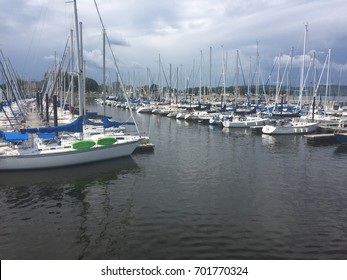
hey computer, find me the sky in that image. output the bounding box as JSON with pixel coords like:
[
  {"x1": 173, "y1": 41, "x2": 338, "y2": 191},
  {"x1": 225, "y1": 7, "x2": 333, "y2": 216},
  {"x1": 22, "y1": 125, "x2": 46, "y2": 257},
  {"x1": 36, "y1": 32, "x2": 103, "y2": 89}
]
[{"x1": 1, "y1": 0, "x2": 347, "y2": 89}]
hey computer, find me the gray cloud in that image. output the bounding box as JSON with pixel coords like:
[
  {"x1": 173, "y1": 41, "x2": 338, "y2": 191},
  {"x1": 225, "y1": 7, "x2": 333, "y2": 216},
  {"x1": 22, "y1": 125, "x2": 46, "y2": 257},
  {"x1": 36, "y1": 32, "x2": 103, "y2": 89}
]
[{"x1": 1, "y1": 0, "x2": 346, "y2": 85}]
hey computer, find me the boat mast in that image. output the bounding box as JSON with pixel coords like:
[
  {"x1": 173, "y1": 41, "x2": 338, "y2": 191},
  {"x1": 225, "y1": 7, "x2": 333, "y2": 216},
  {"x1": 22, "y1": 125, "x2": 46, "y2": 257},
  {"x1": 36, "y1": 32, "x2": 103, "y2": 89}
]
[
  {"x1": 221, "y1": 45, "x2": 226, "y2": 108},
  {"x1": 169, "y1": 63, "x2": 172, "y2": 102},
  {"x1": 73, "y1": 0, "x2": 84, "y2": 119},
  {"x1": 255, "y1": 41, "x2": 260, "y2": 104},
  {"x1": 93, "y1": 0, "x2": 140, "y2": 135},
  {"x1": 324, "y1": 49, "x2": 331, "y2": 114},
  {"x1": 176, "y1": 66, "x2": 179, "y2": 104},
  {"x1": 70, "y1": 29, "x2": 74, "y2": 111},
  {"x1": 275, "y1": 53, "x2": 281, "y2": 107},
  {"x1": 288, "y1": 46, "x2": 294, "y2": 101},
  {"x1": 298, "y1": 23, "x2": 308, "y2": 110},
  {"x1": 247, "y1": 56, "x2": 252, "y2": 108},
  {"x1": 311, "y1": 51, "x2": 316, "y2": 121},
  {"x1": 199, "y1": 50, "x2": 202, "y2": 105},
  {"x1": 235, "y1": 50, "x2": 239, "y2": 107},
  {"x1": 209, "y1": 46, "x2": 212, "y2": 97},
  {"x1": 102, "y1": 28, "x2": 106, "y2": 133},
  {"x1": 158, "y1": 53, "x2": 161, "y2": 101}
]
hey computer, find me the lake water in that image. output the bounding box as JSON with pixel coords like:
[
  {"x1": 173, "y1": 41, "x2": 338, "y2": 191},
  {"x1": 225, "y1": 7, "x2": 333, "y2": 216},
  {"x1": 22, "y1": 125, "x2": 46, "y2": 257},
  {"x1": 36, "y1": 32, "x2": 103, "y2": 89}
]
[{"x1": 1, "y1": 103, "x2": 347, "y2": 259}]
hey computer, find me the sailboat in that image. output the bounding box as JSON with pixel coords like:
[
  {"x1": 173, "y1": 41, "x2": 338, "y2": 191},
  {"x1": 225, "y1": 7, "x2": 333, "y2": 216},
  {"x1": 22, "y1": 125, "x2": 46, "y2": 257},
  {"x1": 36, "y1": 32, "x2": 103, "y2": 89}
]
[
  {"x1": 222, "y1": 49, "x2": 269, "y2": 128},
  {"x1": 0, "y1": 0, "x2": 139, "y2": 170},
  {"x1": 262, "y1": 120, "x2": 318, "y2": 135},
  {"x1": 262, "y1": 24, "x2": 319, "y2": 135},
  {"x1": 0, "y1": 119, "x2": 139, "y2": 170},
  {"x1": 222, "y1": 114, "x2": 269, "y2": 128}
]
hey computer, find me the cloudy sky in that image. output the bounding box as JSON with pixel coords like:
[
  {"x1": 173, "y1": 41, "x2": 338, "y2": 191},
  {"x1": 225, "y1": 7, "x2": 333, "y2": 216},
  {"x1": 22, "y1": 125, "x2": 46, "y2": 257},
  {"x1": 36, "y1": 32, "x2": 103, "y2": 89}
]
[{"x1": 1, "y1": 0, "x2": 347, "y2": 88}]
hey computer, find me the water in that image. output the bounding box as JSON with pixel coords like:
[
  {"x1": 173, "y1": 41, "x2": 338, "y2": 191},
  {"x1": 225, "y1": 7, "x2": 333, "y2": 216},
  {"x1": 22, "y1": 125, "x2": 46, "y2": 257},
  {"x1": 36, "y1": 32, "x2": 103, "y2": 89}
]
[{"x1": 1, "y1": 104, "x2": 347, "y2": 259}]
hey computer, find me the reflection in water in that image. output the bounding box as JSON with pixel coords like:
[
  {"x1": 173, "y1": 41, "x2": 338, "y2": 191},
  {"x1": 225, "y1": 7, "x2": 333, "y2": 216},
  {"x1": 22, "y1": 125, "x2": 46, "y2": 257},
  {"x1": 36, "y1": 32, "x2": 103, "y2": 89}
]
[
  {"x1": 261, "y1": 134, "x2": 277, "y2": 146},
  {"x1": 0, "y1": 157, "x2": 139, "y2": 188},
  {"x1": 0, "y1": 157, "x2": 139, "y2": 259},
  {"x1": 335, "y1": 144, "x2": 347, "y2": 154},
  {"x1": 67, "y1": 157, "x2": 140, "y2": 260},
  {"x1": 222, "y1": 127, "x2": 250, "y2": 136}
]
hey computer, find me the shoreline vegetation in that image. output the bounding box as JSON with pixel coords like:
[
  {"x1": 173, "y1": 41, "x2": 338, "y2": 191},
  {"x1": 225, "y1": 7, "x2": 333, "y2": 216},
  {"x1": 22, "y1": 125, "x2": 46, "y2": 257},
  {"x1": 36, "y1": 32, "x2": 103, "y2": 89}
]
[{"x1": 4, "y1": 78, "x2": 347, "y2": 104}]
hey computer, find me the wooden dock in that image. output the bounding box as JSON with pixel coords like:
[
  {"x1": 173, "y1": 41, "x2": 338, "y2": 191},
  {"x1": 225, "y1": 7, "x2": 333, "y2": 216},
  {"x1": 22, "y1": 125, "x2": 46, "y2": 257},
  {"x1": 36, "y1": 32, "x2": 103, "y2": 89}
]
[{"x1": 304, "y1": 133, "x2": 338, "y2": 144}]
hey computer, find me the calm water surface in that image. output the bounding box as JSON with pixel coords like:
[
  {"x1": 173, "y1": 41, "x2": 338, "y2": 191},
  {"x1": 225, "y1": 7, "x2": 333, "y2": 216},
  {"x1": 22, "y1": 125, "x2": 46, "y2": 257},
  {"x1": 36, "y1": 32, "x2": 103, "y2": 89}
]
[{"x1": 1, "y1": 104, "x2": 347, "y2": 259}]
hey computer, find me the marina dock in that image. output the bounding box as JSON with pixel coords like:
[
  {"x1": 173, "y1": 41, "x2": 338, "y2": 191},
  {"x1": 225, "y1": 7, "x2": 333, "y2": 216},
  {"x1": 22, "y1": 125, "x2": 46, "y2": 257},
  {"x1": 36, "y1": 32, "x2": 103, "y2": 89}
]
[
  {"x1": 304, "y1": 133, "x2": 339, "y2": 144},
  {"x1": 303, "y1": 125, "x2": 347, "y2": 144},
  {"x1": 24, "y1": 101, "x2": 42, "y2": 128}
]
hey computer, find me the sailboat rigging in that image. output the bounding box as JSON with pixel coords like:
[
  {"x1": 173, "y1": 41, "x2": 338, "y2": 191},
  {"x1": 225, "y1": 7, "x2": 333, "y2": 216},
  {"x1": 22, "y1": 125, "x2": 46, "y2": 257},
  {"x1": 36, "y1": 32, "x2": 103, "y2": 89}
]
[
  {"x1": 0, "y1": 0, "x2": 140, "y2": 170},
  {"x1": 262, "y1": 23, "x2": 319, "y2": 135}
]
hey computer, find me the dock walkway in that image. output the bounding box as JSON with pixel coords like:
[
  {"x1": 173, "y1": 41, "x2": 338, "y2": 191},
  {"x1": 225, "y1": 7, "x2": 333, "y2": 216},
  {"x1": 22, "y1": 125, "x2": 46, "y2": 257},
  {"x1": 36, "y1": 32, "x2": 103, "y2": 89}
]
[{"x1": 24, "y1": 102, "x2": 42, "y2": 128}]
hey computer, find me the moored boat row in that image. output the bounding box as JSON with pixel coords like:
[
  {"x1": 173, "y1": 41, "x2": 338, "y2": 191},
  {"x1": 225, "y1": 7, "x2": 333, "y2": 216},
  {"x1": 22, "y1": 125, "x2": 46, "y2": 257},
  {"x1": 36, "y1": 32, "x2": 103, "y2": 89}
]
[{"x1": 95, "y1": 97, "x2": 347, "y2": 139}]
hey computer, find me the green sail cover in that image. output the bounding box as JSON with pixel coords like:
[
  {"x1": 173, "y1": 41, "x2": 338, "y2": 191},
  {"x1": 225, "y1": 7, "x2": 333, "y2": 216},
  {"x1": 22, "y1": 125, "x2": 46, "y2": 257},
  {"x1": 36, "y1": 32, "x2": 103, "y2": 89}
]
[
  {"x1": 71, "y1": 140, "x2": 96, "y2": 150},
  {"x1": 96, "y1": 137, "x2": 117, "y2": 146}
]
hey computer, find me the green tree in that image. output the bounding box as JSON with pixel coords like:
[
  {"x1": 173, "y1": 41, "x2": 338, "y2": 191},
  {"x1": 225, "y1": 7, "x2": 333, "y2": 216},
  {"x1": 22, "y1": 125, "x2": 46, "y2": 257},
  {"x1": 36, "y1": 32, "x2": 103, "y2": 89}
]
[{"x1": 85, "y1": 77, "x2": 99, "y2": 92}]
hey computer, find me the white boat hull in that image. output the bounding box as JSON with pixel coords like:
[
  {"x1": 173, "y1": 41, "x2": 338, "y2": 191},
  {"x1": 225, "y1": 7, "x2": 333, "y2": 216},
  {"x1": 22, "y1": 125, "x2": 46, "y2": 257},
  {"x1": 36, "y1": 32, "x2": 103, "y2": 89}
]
[
  {"x1": 222, "y1": 118, "x2": 269, "y2": 128},
  {"x1": 262, "y1": 122, "x2": 318, "y2": 135},
  {"x1": 0, "y1": 139, "x2": 139, "y2": 170},
  {"x1": 176, "y1": 113, "x2": 186, "y2": 119},
  {"x1": 136, "y1": 106, "x2": 153, "y2": 113}
]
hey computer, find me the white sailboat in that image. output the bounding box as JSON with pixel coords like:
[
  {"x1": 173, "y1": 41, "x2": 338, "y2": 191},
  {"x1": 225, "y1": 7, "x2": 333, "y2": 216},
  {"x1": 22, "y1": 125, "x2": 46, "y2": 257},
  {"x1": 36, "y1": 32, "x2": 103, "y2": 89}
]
[
  {"x1": 261, "y1": 24, "x2": 319, "y2": 135},
  {"x1": 262, "y1": 120, "x2": 318, "y2": 135},
  {"x1": 0, "y1": 0, "x2": 140, "y2": 170},
  {"x1": 0, "y1": 112, "x2": 140, "y2": 170},
  {"x1": 299, "y1": 49, "x2": 341, "y2": 126},
  {"x1": 223, "y1": 115, "x2": 270, "y2": 128},
  {"x1": 136, "y1": 104, "x2": 154, "y2": 113},
  {"x1": 221, "y1": 49, "x2": 269, "y2": 128}
]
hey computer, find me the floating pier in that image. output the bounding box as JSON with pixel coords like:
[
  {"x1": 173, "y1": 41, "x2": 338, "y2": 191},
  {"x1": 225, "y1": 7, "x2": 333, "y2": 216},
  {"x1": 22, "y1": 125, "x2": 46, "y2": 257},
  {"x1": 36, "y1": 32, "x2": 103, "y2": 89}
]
[
  {"x1": 133, "y1": 136, "x2": 155, "y2": 153},
  {"x1": 304, "y1": 133, "x2": 338, "y2": 144},
  {"x1": 134, "y1": 142, "x2": 155, "y2": 152}
]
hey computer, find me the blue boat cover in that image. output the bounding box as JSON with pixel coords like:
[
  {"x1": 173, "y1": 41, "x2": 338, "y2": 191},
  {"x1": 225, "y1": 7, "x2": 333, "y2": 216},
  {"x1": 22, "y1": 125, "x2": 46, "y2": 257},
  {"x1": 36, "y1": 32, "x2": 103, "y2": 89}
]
[
  {"x1": 4, "y1": 131, "x2": 29, "y2": 141},
  {"x1": 19, "y1": 116, "x2": 84, "y2": 134},
  {"x1": 84, "y1": 117, "x2": 134, "y2": 128},
  {"x1": 37, "y1": 133, "x2": 56, "y2": 139},
  {"x1": 102, "y1": 117, "x2": 135, "y2": 128},
  {"x1": 8, "y1": 115, "x2": 133, "y2": 138}
]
